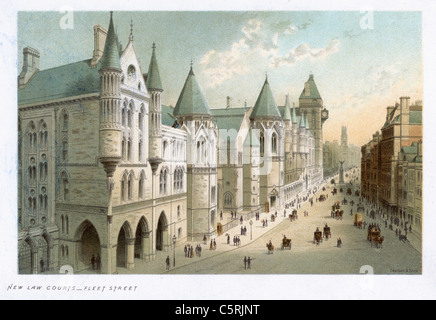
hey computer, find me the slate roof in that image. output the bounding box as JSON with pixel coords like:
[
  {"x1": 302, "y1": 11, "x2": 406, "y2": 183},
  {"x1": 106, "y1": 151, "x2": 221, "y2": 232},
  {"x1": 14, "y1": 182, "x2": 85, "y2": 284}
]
[
  {"x1": 173, "y1": 66, "x2": 211, "y2": 117},
  {"x1": 250, "y1": 77, "x2": 282, "y2": 119},
  {"x1": 210, "y1": 108, "x2": 247, "y2": 132},
  {"x1": 299, "y1": 74, "x2": 322, "y2": 100},
  {"x1": 145, "y1": 44, "x2": 163, "y2": 91},
  {"x1": 18, "y1": 59, "x2": 100, "y2": 105}
]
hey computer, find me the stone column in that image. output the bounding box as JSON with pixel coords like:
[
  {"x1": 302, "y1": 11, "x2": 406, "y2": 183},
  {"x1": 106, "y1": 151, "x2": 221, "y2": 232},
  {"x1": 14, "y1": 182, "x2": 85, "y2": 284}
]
[
  {"x1": 126, "y1": 238, "x2": 135, "y2": 270},
  {"x1": 141, "y1": 231, "x2": 151, "y2": 260}
]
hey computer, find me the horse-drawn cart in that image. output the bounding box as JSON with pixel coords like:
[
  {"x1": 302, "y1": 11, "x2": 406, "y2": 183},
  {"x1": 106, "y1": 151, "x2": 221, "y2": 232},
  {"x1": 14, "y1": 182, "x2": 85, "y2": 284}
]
[
  {"x1": 354, "y1": 213, "x2": 363, "y2": 228},
  {"x1": 313, "y1": 230, "x2": 323, "y2": 245},
  {"x1": 323, "y1": 227, "x2": 331, "y2": 239},
  {"x1": 281, "y1": 237, "x2": 292, "y2": 250}
]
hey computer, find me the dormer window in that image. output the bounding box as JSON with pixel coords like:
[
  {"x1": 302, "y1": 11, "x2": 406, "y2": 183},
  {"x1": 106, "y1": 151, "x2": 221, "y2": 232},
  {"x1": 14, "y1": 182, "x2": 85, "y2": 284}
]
[{"x1": 128, "y1": 65, "x2": 136, "y2": 81}]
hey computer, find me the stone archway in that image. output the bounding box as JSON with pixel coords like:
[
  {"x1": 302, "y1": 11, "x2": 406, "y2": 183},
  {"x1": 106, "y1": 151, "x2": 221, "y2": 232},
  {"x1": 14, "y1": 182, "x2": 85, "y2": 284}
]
[
  {"x1": 75, "y1": 221, "x2": 101, "y2": 271},
  {"x1": 135, "y1": 217, "x2": 150, "y2": 260},
  {"x1": 116, "y1": 222, "x2": 133, "y2": 269},
  {"x1": 156, "y1": 212, "x2": 168, "y2": 251},
  {"x1": 19, "y1": 237, "x2": 36, "y2": 274}
]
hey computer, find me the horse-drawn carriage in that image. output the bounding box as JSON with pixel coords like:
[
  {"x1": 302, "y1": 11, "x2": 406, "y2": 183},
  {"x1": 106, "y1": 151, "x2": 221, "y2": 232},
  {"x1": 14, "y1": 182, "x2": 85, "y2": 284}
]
[
  {"x1": 332, "y1": 188, "x2": 338, "y2": 196},
  {"x1": 334, "y1": 210, "x2": 344, "y2": 220},
  {"x1": 281, "y1": 236, "x2": 292, "y2": 250},
  {"x1": 289, "y1": 210, "x2": 298, "y2": 222},
  {"x1": 319, "y1": 194, "x2": 327, "y2": 202},
  {"x1": 332, "y1": 202, "x2": 341, "y2": 211},
  {"x1": 367, "y1": 225, "x2": 384, "y2": 248},
  {"x1": 347, "y1": 188, "x2": 352, "y2": 195},
  {"x1": 357, "y1": 204, "x2": 365, "y2": 213},
  {"x1": 323, "y1": 226, "x2": 331, "y2": 239},
  {"x1": 354, "y1": 213, "x2": 363, "y2": 228},
  {"x1": 313, "y1": 230, "x2": 323, "y2": 245},
  {"x1": 266, "y1": 242, "x2": 274, "y2": 254}
]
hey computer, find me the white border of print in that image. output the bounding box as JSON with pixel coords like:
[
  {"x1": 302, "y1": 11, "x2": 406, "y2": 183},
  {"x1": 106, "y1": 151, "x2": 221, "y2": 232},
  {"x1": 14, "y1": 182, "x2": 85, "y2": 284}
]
[{"x1": 1, "y1": 0, "x2": 436, "y2": 300}]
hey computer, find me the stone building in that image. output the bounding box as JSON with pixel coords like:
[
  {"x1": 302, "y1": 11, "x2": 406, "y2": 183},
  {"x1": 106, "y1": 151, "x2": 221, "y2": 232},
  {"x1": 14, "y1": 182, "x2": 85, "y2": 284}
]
[
  {"x1": 18, "y1": 13, "x2": 187, "y2": 274},
  {"x1": 361, "y1": 97, "x2": 423, "y2": 236},
  {"x1": 17, "y1": 12, "x2": 329, "y2": 273}
]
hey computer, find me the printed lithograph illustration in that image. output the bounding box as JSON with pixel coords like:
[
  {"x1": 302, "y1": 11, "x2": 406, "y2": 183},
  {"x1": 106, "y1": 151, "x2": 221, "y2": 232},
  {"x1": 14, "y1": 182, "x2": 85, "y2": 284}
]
[{"x1": 17, "y1": 11, "x2": 422, "y2": 275}]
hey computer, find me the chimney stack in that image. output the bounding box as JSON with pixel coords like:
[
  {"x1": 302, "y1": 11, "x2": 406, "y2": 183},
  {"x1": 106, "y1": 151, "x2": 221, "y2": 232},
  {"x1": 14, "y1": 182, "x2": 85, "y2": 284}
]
[
  {"x1": 18, "y1": 47, "x2": 40, "y2": 89},
  {"x1": 91, "y1": 25, "x2": 108, "y2": 67}
]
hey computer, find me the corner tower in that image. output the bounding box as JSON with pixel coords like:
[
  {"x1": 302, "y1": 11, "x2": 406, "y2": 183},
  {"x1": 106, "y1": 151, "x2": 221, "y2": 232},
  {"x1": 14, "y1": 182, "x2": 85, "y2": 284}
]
[
  {"x1": 299, "y1": 74, "x2": 328, "y2": 183},
  {"x1": 145, "y1": 43, "x2": 164, "y2": 171},
  {"x1": 98, "y1": 12, "x2": 123, "y2": 178},
  {"x1": 174, "y1": 64, "x2": 218, "y2": 241}
]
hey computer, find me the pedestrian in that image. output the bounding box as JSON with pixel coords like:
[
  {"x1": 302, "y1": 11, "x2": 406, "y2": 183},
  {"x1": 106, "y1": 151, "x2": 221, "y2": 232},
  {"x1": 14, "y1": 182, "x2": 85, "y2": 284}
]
[
  {"x1": 244, "y1": 256, "x2": 247, "y2": 270},
  {"x1": 213, "y1": 239, "x2": 217, "y2": 250},
  {"x1": 166, "y1": 256, "x2": 170, "y2": 270},
  {"x1": 210, "y1": 240, "x2": 213, "y2": 250},
  {"x1": 247, "y1": 257, "x2": 252, "y2": 269},
  {"x1": 96, "y1": 254, "x2": 101, "y2": 271},
  {"x1": 227, "y1": 234, "x2": 230, "y2": 245},
  {"x1": 40, "y1": 259, "x2": 45, "y2": 273},
  {"x1": 184, "y1": 245, "x2": 188, "y2": 258},
  {"x1": 91, "y1": 255, "x2": 96, "y2": 270}
]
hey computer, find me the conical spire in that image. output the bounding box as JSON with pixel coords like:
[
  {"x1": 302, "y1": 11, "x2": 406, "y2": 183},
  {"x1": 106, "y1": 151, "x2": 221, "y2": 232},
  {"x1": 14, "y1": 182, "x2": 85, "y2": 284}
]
[
  {"x1": 250, "y1": 76, "x2": 281, "y2": 120},
  {"x1": 300, "y1": 74, "x2": 322, "y2": 99},
  {"x1": 299, "y1": 114, "x2": 306, "y2": 128},
  {"x1": 291, "y1": 104, "x2": 297, "y2": 124},
  {"x1": 99, "y1": 12, "x2": 121, "y2": 70},
  {"x1": 145, "y1": 42, "x2": 163, "y2": 91},
  {"x1": 283, "y1": 94, "x2": 292, "y2": 120},
  {"x1": 173, "y1": 64, "x2": 211, "y2": 117}
]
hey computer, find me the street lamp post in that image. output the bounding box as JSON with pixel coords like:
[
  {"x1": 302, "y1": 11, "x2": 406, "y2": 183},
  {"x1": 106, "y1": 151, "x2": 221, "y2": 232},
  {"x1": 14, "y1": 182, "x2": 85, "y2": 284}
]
[
  {"x1": 172, "y1": 235, "x2": 176, "y2": 267},
  {"x1": 249, "y1": 220, "x2": 253, "y2": 241}
]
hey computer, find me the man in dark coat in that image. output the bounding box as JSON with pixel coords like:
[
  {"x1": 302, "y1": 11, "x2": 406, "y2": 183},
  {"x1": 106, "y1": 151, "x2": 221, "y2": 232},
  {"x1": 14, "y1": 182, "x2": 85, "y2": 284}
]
[{"x1": 91, "y1": 255, "x2": 96, "y2": 270}]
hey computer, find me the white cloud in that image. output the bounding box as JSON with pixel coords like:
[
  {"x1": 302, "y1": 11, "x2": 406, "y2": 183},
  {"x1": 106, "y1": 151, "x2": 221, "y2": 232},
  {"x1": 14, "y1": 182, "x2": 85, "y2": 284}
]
[
  {"x1": 270, "y1": 39, "x2": 341, "y2": 68},
  {"x1": 199, "y1": 18, "x2": 338, "y2": 88}
]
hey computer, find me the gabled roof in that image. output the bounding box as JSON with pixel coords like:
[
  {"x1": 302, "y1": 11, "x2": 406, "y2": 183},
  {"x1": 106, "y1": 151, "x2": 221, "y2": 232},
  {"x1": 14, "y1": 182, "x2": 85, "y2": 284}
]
[
  {"x1": 99, "y1": 12, "x2": 121, "y2": 71},
  {"x1": 299, "y1": 74, "x2": 322, "y2": 100},
  {"x1": 173, "y1": 66, "x2": 211, "y2": 117},
  {"x1": 18, "y1": 59, "x2": 100, "y2": 105},
  {"x1": 145, "y1": 43, "x2": 163, "y2": 91},
  {"x1": 250, "y1": 77, "x2": 281, "y2": 120}
]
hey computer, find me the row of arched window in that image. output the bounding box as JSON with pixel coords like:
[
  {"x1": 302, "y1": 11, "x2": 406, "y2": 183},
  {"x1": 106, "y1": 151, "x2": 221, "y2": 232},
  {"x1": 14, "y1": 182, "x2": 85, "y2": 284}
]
[
  {"x1": 26, "y1": 120, "x2": 48, "y2": 153},
  {"x1": 121, "y1": 171, "x2": 147, "y2": 202}
]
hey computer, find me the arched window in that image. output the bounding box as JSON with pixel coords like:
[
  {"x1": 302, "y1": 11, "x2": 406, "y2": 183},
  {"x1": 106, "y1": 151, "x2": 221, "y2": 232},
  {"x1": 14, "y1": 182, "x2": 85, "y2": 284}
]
[
  {"x1": 272, "y1": 132, "x2": 277, "y2": 155},
  {"x1": 139, "y1": 105, "x2": 145, "y2": 131},
  {"x1": 128, "y1": 102, "x2": 133, "y2": 128},
  {"x1": 61, "y1": 171, "x2": 69, "y2": 201},
  {"x1": 160, "y1": 168, "x2": 168, "y2": 195},
  {"x1": 139, "y1": 171, "x2": 145, "y2": 199},
  {"x1": 260, "y1": 132, "x2": 265, "y2": 156},
  {"x1": 121, "y1": 171, "x2": 128, "y2": 202},
  {"x1": 138, "y1": 139, "x2": 143, "y2": 162},
  {"x1": 38, "y1": 121, "x2": 48, "y2": 149},
  {"x1": 62, "y1": 138, "x2": 68, "y2": 161},
  {"x1": 127, "y1": 137, "x2": 132, "y2": 161},
  {"x1": 62, "y1": 111, "x2": 69, "y2": 132},
  {"x1": 122, "y1": 101, "x2": 127, "y2": 127},
  {"x1": 122, "y1": 136, "x2": 127, "y2": 160},
  {"x1": 174, "y1": 167, "x2": 184, "y2": 192},
  {"x1": 128, "y1": 172, "x2": 134, "y2": 200},
  {"x1": 61, "y1": 215, "x2": 65, "y2": 234},
  {"x1": 224, "y1": 192, "x2": 233, "y2": 207}
]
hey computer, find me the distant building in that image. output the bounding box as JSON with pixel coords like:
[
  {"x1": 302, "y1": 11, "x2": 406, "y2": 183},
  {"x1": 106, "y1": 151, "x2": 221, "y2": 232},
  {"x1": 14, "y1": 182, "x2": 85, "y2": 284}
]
[{"x1": 361, "y1": 97, "x2": 423, "y2": 236}]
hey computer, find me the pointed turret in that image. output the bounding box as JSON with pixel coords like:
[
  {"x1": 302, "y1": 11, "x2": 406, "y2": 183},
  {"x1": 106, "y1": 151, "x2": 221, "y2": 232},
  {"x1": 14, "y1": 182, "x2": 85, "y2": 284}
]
[
  {"x1": 283, "y1": 95, "x2": 292, "y2": 121},
  {"x1": 291, "y1": 104, "x2": 297, "y2": 124},
  {"x1": 299, "y1": 114, "x2": 306, "y2": 128},
  {"x1": 250, "y1": 76, "x2": 281, "y2": 120},
  {"x1": 300, "y1": 74, "x2": 321, "y2": 100},
  {"x1": 146, "y1": 42, "x2": 163, "y2": 92},
  {"x1": 174, "y1": 64, "x2": 211, "y2": 117},
  {"x1": 99, "y1": 12, "x2": 121, "y2": 71}
]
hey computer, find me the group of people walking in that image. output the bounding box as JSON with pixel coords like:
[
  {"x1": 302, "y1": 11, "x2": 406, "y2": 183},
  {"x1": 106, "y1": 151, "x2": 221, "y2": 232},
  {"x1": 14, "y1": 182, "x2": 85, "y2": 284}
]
[
  {"x1": 91, "y1": 254, "x2": 102, "y2": 271},
  {"x1": 184, "y1": 244, "x2": 202, "y2": 258}
]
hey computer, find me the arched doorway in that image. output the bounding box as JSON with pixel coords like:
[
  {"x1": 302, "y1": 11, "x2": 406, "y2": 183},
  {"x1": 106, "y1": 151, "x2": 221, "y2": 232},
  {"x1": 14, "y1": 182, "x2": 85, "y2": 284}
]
[
  {"x1": 156, "y1": 212, "x2": 168, "y2": 251},
  {"x1": 117, "y1": 222, "x2": 132, "y2": 268},
  {"x1": 76, "y1": 221, "x2": 101, "y2": 269},
  {"x1": 135, "y1": 217, "x2": 150, "y2": 259},
  {"x1": 38, "y1": 234, "x2": 51, "y2": 273},
  {"x1": 18, "y1": 238, "x2": 34, "y2": 274}
]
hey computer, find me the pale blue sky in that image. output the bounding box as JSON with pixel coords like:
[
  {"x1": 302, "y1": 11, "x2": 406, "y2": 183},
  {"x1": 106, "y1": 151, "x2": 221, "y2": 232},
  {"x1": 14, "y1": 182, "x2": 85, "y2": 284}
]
[{"x1": 18, "y1": 11, "x2": 422, "y2": 145}]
